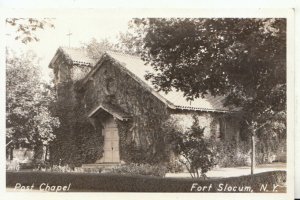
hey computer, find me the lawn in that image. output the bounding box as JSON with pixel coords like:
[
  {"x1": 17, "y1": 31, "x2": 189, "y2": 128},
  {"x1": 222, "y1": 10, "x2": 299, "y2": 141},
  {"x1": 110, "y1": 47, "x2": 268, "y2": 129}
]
[{"x1": 6, "y1": 170, "x2": 286, "y2": 192}]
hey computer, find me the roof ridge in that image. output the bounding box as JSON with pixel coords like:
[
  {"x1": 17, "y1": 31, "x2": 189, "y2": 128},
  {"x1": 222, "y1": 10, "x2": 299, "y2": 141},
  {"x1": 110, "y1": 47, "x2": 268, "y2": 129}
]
[
  {"x1": 58, "y1": 46, "x2": 96, "y2": 66},
  {"x1": 105, "y1": 50, "x2": 141, "y2": 59},
  {"x1": 60, "y1": 46, "x2": 141, "y2": 61}
]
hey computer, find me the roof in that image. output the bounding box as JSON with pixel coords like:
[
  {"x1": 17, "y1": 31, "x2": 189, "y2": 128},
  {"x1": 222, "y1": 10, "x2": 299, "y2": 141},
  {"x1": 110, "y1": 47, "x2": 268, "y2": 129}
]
[
  {"x1": 55, "y1": 47, "x2": 231, "y2": 112},
  {"x1": 88, "y1": 102, "x2": 131, "y2": 121},
  {"x1": 49, "y1": 47, "x2": 97, "y2": 67}
]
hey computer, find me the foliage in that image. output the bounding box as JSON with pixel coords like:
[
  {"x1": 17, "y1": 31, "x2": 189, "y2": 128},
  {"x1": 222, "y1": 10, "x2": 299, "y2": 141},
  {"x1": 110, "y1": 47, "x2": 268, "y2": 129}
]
[
  {"x1": 47, "y1": 165, "x2": 74, "y2": 173},
  {"x1": 82, "y1": 38, "x2": 118, "y2": 59},
  {"x1": 6, "y1": 18, "x2": 54, "y2": 44},
  {"x1": 123, "y1": 139, "x2": 169, "y2": 165},
  {"x1": 166, "y1": 157, "x2": 185, "y2": 173},
  {"x1": 213, "y1": 140, "x2": 251, "y2": 167},
  {"x1": 6, "y1": 160, "x2": 21, "y2": 171},
  {"x1": 111, "y1": 163, "x2": 167, "y2": 177},
  {"x1": 127, "y1": 18, "x2": 286, "y2": 139},
  {"x1": 49, "y1": 81, "x2": 104, "y2": 166},
  {"x1": 32, "y1": 162, "x2": 167, "y2": 176},
  {"x1": 255, "y1": 130, "x2": 286, "y2": 164},
  {"x1": 77, "y1": 167, "x2": 102, "y2": 173},
  {"x1": 116, "y1": 25, "x2": 144, "y2": 55},
  {"x1": 82, "y1": 35, "x2": 140, "y2": 59},
  {"x1": 6, "y1": 49, "x2": 60, "y2": 148},
  {"x1": 213, "y1": 127, "x2": 286, "y2": 167},
  {"x1": 170, "y1": 115, "x2": 215, "y2": 178}
]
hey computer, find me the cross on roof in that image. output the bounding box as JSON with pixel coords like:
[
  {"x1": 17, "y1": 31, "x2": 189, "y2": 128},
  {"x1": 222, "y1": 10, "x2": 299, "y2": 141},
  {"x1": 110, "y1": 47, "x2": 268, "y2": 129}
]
[{"x1": 66, "y1": 31, "x2": 72, "y2": 47}]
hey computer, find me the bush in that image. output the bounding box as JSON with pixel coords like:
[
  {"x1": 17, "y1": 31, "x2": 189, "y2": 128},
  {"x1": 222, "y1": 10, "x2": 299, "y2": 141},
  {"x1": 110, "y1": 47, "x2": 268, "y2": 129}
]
[
  {"x1": 77, "y1": 167, "x2": 102, "y2": 173},
  {"x1": 255, "y1": 137, "x2": 286, "y2": 164},
  {"x1": 6, "y1": 160, "x2": 20, "y2": 171},
  {"x1": 111, "y1": 163, "x2": 167, "y2": 177},
  {"x1": 169, "y1": 115, "x2": 216, "y2": 178},
  {"x1": 214, "y1": 136, "x2": 286, "y2": 167},
  {"x1": 33, "y1": 163, "x2": 76, "y2": 173},
  {"x1": 167, "y1": 158, "x2": 185, "y2": 173},
  {"x1": 7, "y1": 158, "x2": 36, "y2": 171},
  {"x1": 214, "y1": 140, "x2": 250, "y2": 167},
  {"x1": 33, "y1": 160, "x2": 52, "y2": 170},
  {"x1": 49, "y1": 165, "x2": 74, "y2": 173}
]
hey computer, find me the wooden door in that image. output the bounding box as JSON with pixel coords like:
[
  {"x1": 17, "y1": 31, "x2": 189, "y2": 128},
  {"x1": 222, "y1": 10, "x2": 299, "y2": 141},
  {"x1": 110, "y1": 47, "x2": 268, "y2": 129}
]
[{"x1": 103, "y1": 117, "x2": 120, "y2": 163}]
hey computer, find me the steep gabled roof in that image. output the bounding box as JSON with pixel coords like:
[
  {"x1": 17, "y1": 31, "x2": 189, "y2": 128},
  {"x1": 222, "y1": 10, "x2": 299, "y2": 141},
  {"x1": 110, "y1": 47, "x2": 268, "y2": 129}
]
[
  {"x1": 52, "y1": 47, "x2": 232, "y2": 113},
  {"x1": 107, "y1": 51, "x2": 230, "y2": 112}
]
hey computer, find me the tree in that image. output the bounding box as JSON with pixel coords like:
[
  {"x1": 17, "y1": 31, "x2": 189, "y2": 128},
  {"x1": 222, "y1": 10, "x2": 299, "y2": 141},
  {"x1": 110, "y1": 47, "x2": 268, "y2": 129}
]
[
  {"x1": 169, "y1": 116, "x2": 215, "y2": 178},
  {"x1": 116, "y1": 22, "x2": 145, "y2": 55},
  {"x1": 81, "y1": 38, "x2": 117, "y2": 59},
  {"x1": 6, "y1": 49, "x2": 60, "y2": 151},
  {"x1": 81, "y1": 37, "x2": 138, "y2": 59},
  {"x1": 126, "y1": 18, "x2": 286, "y2": 174},
  {"x1": 6, "y1": 18, "x2": 54, "y2": 44}
]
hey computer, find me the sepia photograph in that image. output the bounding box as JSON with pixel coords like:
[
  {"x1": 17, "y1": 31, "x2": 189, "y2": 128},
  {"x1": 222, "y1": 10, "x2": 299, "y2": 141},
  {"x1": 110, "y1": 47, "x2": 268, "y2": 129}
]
[{"x1": 2, "y1": 7, "x2": 294, "y2": 200}]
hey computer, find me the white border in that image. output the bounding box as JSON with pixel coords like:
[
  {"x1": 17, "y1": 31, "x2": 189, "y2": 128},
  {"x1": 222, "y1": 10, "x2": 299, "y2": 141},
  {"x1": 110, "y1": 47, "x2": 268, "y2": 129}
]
[{"x1": 0, "y1": 5, "x2": 296, "y2": 200}]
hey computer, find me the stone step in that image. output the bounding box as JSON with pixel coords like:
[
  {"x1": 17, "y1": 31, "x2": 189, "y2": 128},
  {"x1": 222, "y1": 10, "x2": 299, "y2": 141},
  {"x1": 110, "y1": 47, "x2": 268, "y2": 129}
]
[{"x1": 81, "y1": 163, "x2": 121, "y2": 169}]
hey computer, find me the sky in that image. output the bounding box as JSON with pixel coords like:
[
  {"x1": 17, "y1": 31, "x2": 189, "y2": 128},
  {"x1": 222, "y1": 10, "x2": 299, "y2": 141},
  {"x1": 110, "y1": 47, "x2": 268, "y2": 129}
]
[
  {"x1": 5, "y1": 13, "x2": 132, "y2": 82},
  {"x1": 4, "y1": 7, "x2": 295, "y2": 83}
]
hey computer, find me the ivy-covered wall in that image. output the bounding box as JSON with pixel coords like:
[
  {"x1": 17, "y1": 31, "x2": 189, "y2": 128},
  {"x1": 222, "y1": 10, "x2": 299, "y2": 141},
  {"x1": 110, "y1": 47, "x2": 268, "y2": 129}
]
[
  {"x1": 49, "y1": 53, "x2": 105, "y2": 166},
  {"x1": 81, "y1": 57, "x2": 171, "y2": 164},
  {"x1": 50, "y1": 55, "x2": 171, "y2": 166},
  {"x1": 50, "y1": 53, "x2": 241, "y2": 166},
  {"x1": 169, "y1": 109, "x2": 240, "y2": 142},
  {"x1": 49, "y1": 81, "x2": 105, "y2": 166}
]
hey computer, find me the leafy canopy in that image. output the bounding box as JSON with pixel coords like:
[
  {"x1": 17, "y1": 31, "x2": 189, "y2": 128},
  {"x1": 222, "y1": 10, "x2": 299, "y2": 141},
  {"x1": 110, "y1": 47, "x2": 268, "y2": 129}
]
[
  {"x1": 6, "y1": 49, "x2": 60, "y2": 147},
  {"x1": 127, "y1": 18, "x2": 286, "y2": 129}
]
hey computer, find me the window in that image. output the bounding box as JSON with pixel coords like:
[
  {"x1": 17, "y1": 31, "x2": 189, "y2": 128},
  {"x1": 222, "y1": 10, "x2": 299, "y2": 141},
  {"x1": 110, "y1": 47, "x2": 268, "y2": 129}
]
[{"x1": 215, "y1": 118, "x2": 226, "y2": 140}]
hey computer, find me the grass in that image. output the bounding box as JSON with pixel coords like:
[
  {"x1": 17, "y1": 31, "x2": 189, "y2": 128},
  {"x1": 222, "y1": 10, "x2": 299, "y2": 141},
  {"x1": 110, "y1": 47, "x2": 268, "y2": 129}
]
[{"x1": 6, "y1": 170, "x2": 286, "y2": 192}]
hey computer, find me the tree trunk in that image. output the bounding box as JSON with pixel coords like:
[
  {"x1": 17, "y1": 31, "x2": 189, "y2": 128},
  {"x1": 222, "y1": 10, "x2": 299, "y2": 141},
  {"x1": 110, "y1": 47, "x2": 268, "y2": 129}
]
[{"x1": 251, "y1": 131, "x2": 256, "y2": 175}]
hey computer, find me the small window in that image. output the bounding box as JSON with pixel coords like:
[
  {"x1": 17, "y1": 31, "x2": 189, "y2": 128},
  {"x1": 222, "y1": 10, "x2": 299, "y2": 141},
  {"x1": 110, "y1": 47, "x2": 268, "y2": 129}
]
[
  {"x1": 219, "y1": 119, "x2": 226, "y2": 140},
  {"x1": 215, "y1": 118, "x2": 226, "y2": 140}
]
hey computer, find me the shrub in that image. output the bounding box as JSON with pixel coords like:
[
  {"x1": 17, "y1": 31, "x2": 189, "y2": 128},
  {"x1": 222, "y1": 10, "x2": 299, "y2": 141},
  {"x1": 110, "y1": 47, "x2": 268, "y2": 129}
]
[
  {"x1": 33, "y1": 164, "x2": 77, "y2": 173},
  {"x1": 6, "y1": 160, "x2": 20, "y2": 171},
  {"x1": 167, "y1": 158, "x2": 185, "y2": 173},
  {"x1": 6, "y1": 158, "x2": 35, "y2": 171},
  {"x1": 111, "y1": 163, "x2": 167, "y2": 177},
  {"x1": 49, "y1": 165, "x2": 73, "y2": 173},
  {"x1": 213, "y1": 134, "x2": 286, "y2": 167},
  {"x1": 33, "y1": 160, "x2": 52, "y2": 170},
  {"x1": 78, "y1": 167, "x2": 102, "y2": 173},
  {"x1": 255, "y1": 137, "x2": 286, "y2": 164},
  {"x1": 214, "y1": 140, "x2": 250, "y2": 167},
  {"x1": 169, "y1": 115, "x2": 216, "y2": 178}
]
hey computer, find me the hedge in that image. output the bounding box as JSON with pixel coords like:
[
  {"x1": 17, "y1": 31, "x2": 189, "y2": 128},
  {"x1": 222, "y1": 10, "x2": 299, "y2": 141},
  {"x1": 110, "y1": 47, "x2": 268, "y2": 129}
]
[{"x1": 6, "y1": 170, "x2": 286, "y2": 192}]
